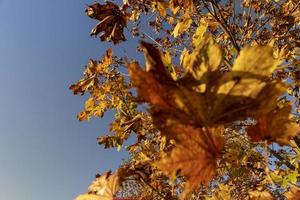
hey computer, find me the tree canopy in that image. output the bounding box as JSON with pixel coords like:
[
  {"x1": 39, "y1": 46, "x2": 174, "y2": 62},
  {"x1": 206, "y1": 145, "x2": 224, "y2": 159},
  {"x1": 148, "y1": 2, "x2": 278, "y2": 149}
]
[{"x1": 70, "y1": 0, "x2": 300, "y2": 199}]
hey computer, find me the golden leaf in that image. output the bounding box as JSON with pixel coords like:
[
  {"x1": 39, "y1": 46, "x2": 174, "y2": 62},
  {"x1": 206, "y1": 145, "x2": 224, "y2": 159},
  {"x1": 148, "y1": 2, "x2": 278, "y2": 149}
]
[
  {"x1": 249, "y1": 190, "x2": 274, "y2": 200},
  {"x1": 85, "y1": 97, "x2": 96, "y2": 111},
  {"x1": 169, "y1": 0, "x2": 194, "y2": 14},
  {"x1": 75, "y1": 170, "x2": 121, "y2": 200},
  {"x1": 152, "y1": 0, "x2": 169, "y2": 17},
  {"x1": 232, "y1": 45, "x2": 280, "y2": 76},
  {"x1": 246, "y1": 105, "x2": 300, "y2": 145},
  {"x1": 283, "y1": 185, "x2": 300, "y2": 200},
  {"x1": 173, "y1": 12, "x2": 192, "y2": 37},
  {"x1": 75, "y1": 193, "x2": 102, "y2": 200},
  {"x1": 161, "y1": 51, "x2": 177, "y2": 80},
  {"x1": 69, "y1": 49, "x2": 113, "y2": 96},
  {"x1": 181, "y1": 36, "x2": 222, "y2": 81},
  {"x1": 156, "y1": 125, "x2": 224, "y2": 198},
  {"x1": 210, "y1": 44, "x2": 284, "y2": 123},
  {"x1": 216, "y1": 45, "x2": 280, "y2": 98},
  {"x1": 192, "y1": 23, "x2": 208, "y2": 47}
]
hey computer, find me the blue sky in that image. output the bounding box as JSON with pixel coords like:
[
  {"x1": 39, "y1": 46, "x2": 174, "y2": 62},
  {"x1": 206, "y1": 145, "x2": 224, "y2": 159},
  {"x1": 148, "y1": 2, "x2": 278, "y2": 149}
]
[{"x1": 0, "y1": 0, "x2": 134, "y2": 199}]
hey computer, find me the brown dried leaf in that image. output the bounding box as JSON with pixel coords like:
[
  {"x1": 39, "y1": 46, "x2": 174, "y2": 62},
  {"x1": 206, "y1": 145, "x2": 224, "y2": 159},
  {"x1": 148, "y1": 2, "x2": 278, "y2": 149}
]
[
  {"x1": 128, "y1": 60, "x2": 207, "y2": 126},
  {"x1": 169, "y1": 0, "x2": 194, "y2": 14},
  {"x1": 86, "y1": 2, "x2": 127, "y2": 44},
  {"x1": 247, "y1": 105, "x2": 300, "y2": 145}
]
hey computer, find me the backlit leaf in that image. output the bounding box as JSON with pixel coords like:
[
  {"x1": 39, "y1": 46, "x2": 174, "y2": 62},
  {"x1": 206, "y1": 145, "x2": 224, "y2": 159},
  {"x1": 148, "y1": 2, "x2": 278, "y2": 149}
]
[
  {"x1": 75, "y1": 170, "x2": 121, "y2": 200},
  {"x1": 156, "y1": 125, "x2": 224, "y2": 198},
  {"x1": 181, "y1": 36, "x2": 222, "y2": 81},
  {"x1": 247, "y1": 106, "x2": 300, "y2": 145}
]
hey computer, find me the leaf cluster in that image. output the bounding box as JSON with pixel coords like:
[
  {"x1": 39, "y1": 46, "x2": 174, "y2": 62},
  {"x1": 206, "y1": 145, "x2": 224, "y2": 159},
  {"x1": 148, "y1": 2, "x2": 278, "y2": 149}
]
[{"x1": 71, "y1": 1, "x2": 300, "y2": 199}]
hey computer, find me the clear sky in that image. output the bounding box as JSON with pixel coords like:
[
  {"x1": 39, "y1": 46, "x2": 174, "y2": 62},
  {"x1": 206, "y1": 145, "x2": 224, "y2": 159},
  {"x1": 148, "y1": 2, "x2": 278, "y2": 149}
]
[{"x1": 0, "y1": 0, "x2": 134, "y2": 199}]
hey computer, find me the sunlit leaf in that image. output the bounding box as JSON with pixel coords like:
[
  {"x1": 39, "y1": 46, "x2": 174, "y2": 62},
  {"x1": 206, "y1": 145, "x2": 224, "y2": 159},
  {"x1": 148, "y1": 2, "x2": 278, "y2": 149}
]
[
  {"x1": 192, "y1": 22, "x2": 208, "y2": 47},
  {"x1": 75, "y1": 170, "x2": 121, "y2": 200},
  {"x1": 156, "y1": 125, "x2": 224, "y2": 198},
  {"x1": 152, "y1": 0, "x2": 169, "y2": 17},
  {"x1": 181, "y1": 36, "x2": 222, "y2": 81},
  {"x1": 284, "y1": 185, "x2": 300, "y2": 200},
  {"x1": 249, "y1": 190, "x2": 274, "y2": 200},
  {"x1": 173, "y1": 12, "x2": 192, "y2": 37}
]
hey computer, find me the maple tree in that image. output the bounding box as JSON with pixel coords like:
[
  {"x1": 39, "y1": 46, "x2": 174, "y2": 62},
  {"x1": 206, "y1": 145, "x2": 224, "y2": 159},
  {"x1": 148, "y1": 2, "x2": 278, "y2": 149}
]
[{"x1": 70, "y1": 0, "x2": 300, "y2": 199}]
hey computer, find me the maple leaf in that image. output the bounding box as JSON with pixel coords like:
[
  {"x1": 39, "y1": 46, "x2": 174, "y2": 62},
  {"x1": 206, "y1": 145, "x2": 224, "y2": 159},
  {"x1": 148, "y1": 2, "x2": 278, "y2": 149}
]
[
  {"x1": 249, "y1": 190, "x2": 275, "y2": 200},
  {"x1": 152, "y1": 0, "x2": 169, "y2": 17},
  {"x1": 191, "y1": 22, "x2": 208, "y2": 48},
  {"x1": 247, "y1": 105, "x2": 300, "y2": 145},
  {"x1": 156, "y1": 125, "x2": 224, "y2": 198},
  {"x1": 128, "y1": 57, "x2": 207, "y2": 126},
  {"x1": 283, "y1": 185, "x2": 300, "y2": 200},
  {"x1": 75, "y1": 170, "x2": 121, "y2": 200},
  {"x1": 86, "y1": 2, "x2": 127, "y2": 44},
  {"x1": 180, "y1": 36, "x2": 222, "y2": 80},
  {"x1": 209, "y1": 45, "x2": 284, "y2": 123},
  {"x1": 69, "y1": 49, "x2": 113, "y2": 95},
  {"x1": 169, "y1": 0, "x2": 194, "y2": 14},
  {"x1": 129, "y1": 41, "x2": 224, "y2": 196}
]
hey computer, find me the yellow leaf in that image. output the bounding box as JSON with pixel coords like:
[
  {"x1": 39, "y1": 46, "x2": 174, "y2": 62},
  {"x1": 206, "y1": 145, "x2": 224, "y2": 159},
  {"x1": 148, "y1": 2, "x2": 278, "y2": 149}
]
[
  {"x1": 249, "y1": 190, "x2": 274, "y2": 200},
  {"x1": 85, "y1": 97, "x2": 96, "y2": 111},
  {"x1": 181, "y1": 36, "x2": 222, "y2": 81},
  {"x1": 75, "y1": 194, "x2": 102, "y2": 200},
  {"x1": 173, "y1": 13, "x2": 192, "y2": 37},
  {"x1": 217, "y1": 45, "x2": 280, "y2": 99},
  {"x1": 211, "y1": 45, "x2": 283, "y2": 123},
  {"x1": 192, "y1": 22, "x2": 208, "y2": 47},
  {"x1": 232, "y1": 45, "x2": 280, "y2": 76},
  {"x1": 156, "y1": 125, "x2": 224, "y2": 198},
  {"x1": 75, "y1": 170, "x2": 121, "y2": 200},
  {"x1": 161, "y1": 51, "x2": 177, "y2": 80}
]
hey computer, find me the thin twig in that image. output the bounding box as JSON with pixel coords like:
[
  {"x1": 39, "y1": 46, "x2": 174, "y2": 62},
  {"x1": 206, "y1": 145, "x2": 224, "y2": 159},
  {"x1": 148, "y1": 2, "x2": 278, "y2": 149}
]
[
  {"x1": 264, "y1": 141, "x2": 276, "y2": 187},
  {"x1": 291, "y1": 1, "x2": 300, "y2": 13},
  {"x1": 141, "y1": 30, "x2": 183, "y2": 53},
  {"x1": 203, "y1": 1, "x2": 240, "y2": 52},
  {"x1": 137, "y1": 174, "x2": 167, "y2": 200},
  {"x1": 269, "y1": 148, "x2": 296, "y2": 170}
]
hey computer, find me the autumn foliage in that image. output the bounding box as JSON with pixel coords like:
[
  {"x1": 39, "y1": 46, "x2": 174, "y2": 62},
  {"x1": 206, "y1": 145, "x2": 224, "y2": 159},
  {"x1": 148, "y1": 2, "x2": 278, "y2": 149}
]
[{"x1": 71, "y1": 0, "x2": 300, "y2": 199}]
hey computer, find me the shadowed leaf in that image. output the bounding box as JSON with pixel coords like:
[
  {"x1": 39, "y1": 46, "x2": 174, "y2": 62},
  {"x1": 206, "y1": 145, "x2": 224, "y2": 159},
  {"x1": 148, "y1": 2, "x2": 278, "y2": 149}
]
[{"x1": 86, "y1": 2, "x2": 127, "y2": 44}]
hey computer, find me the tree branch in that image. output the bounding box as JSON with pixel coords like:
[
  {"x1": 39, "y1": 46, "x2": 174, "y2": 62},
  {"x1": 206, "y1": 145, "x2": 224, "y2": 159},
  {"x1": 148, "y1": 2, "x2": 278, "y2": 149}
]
[{"x1": 269, "y1": 148, "x2": 296, "y2": 170}]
